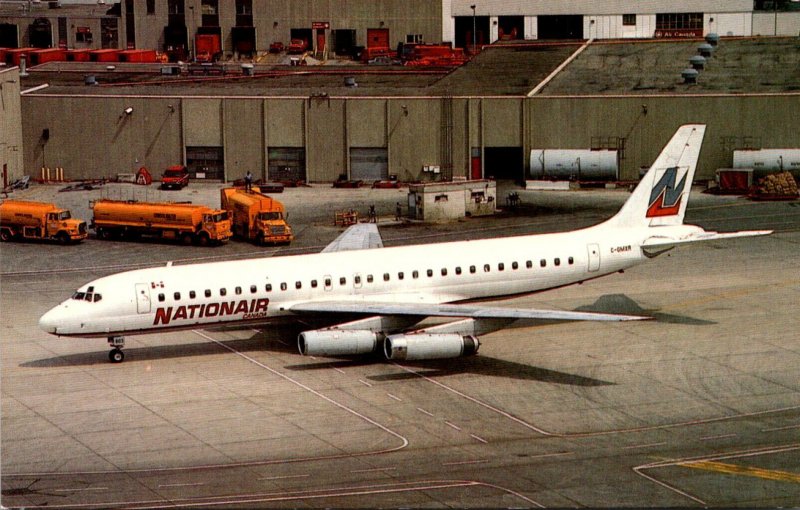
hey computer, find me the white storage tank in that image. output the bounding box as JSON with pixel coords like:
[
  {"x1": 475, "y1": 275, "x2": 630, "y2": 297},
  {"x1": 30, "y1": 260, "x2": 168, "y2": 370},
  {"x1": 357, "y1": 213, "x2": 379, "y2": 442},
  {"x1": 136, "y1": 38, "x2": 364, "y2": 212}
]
[
  {"x1": 733, "y1": 149, "x2": 800, "y2": 177},
  {"x1": 529, "y1": 149, "x2": 618, "y2": 181}
]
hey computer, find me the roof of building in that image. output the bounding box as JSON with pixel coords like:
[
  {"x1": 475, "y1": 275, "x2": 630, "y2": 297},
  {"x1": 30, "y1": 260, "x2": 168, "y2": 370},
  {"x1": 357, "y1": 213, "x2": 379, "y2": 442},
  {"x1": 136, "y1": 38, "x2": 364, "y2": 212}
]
[{"x1": 15, "y1": 37, "x2": 800, "y2": 98}]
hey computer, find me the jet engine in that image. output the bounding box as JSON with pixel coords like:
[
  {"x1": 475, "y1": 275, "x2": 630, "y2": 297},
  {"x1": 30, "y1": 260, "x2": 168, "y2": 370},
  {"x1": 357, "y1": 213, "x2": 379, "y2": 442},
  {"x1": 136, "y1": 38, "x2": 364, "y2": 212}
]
[
  {"x1": 298, "y1": 329, "x2": 380, "y2": 356},
  {"x1": 384, "y1": 333, "x2": 480, "y2": 361}
]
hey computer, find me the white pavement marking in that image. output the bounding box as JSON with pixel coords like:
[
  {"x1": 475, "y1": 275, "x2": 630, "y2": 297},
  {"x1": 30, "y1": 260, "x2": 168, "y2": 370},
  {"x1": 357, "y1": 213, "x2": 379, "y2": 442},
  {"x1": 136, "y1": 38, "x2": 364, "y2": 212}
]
[
  {"x1": 258, "y1": 474, "x2": 310, "y2": 481},
  {"x1": 387, "y1": 393, "x2": 402, "y2": 402},
  {"x1": 445, "y1": 421, "x2": 462, "y2": 431},
  {"x1": 623, "y1": 442, "x2": 667, "y2": 450},
  {"x1": 470, "y1": 434, "x2": 488, "y2": 444},
  {"x1": 158, "y1": 483, "x2": 205, "y2": 488},
  {"x1": 416, "y1": 407, "x2": 434, "y2": 417},
  {"x1": 762, "y1": 423, "x2": 800, "y2": 432},
  {"x1": 442, "y1": 460, "x2": 488, "y2": 466},
  {"x1": 700, "y1": 434, "x2": 737, "y2": 441}
]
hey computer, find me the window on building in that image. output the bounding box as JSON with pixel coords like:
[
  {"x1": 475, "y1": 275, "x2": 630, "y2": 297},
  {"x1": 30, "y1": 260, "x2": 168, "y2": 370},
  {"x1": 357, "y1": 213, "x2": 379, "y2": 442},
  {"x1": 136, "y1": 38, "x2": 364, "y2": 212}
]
[
  {"x1": 75, "y1": 27, "x2": 93, "y2": 44},
  {"x1": 656, "y1": 12, "x2": 703, "y2": 30},
  {"x1": 406, "y1": 34, "x2": 424, "y2": 43},
  {"x1": 622, "y1": 14, "x2": 636, "y2": 26}
]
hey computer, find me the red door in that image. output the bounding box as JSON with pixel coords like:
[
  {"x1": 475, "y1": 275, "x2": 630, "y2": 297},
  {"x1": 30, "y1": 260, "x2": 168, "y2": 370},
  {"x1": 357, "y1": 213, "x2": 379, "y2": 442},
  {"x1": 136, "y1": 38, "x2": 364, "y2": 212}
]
[
  {"x1": 471, "y1": 156, "x2": 482, "y2": 180},
  {"x1": 316, "y1": 30, "x2": 326, "y2": 52},
  {"x1": 366, "y1": 28, "x2": 390, "y2": 49}
]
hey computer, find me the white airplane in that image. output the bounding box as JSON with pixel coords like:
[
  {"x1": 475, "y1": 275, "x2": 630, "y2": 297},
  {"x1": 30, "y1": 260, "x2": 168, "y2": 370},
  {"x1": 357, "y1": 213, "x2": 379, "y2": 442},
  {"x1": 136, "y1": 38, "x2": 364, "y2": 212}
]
[{"x1": 40, "y1": 125, "x2": 770, "y2": 363}]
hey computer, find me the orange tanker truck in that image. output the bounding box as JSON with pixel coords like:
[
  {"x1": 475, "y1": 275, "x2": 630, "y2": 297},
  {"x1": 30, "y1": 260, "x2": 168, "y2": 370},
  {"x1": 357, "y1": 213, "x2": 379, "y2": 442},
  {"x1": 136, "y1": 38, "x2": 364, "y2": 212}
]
[
  {"x1": 91, "y1": 199, "x2": 232, "y2": 245},
  {"x1": 0, "y1": 200, "x2": 88, "y2": 243},
  {"x1": 220, "y1": 187, "x2": 293, "y2": 245}
]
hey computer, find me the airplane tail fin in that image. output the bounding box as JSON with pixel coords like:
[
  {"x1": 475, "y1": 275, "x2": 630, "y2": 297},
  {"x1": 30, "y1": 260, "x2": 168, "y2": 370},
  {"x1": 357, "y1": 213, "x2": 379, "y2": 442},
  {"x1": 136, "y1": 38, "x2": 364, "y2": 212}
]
[{"x1": 605, "y1": 124, "x2": 706, "y2": 229}]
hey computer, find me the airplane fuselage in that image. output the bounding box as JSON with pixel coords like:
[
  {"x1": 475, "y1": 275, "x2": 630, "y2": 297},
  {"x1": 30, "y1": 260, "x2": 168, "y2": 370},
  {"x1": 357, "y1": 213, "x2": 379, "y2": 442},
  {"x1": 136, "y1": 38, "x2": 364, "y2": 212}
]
[{"x1": 39, "y1": 223, "x2": 692, "y2": 339}]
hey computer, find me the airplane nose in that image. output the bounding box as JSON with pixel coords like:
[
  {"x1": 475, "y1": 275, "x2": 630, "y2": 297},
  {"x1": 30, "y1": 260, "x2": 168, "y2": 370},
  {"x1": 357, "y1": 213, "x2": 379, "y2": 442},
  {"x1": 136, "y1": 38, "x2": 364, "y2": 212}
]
[{"x1": 39, "y1": 306, "x2": 62, "y2": 335}]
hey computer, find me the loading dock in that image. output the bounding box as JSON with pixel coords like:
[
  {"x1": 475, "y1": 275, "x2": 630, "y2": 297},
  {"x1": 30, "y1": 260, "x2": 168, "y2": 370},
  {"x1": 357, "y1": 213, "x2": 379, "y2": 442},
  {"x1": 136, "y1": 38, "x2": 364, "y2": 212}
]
[
  {"x1": 350, "y1": 148, "x2": 389, "y2": 181},
  {"x1": 454, "y1": 16, "x2": 489, "y2": 51},
  {"x1": 484, "y1": 147, "x2": 524, "y2": 181},
  {"x1": 538, "y1": 15, "x2": 584, "y2": 39},
  {"x1": 498, "y1": 16, "x2": 524, "y2": 40}
]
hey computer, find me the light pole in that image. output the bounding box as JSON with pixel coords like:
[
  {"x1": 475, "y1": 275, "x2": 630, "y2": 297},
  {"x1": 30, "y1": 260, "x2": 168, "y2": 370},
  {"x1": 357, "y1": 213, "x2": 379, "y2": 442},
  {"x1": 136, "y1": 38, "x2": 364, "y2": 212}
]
[{"x1": 470, "y1": 4, "x2": 476, "y2": 53}]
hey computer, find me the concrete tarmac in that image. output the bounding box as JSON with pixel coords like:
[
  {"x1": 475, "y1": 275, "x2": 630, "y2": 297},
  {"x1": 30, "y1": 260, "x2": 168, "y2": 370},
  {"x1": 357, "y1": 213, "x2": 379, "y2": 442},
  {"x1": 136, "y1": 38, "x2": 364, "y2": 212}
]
[{"x1": 2, "y1": 183, "x2": 799, "y2": 507}]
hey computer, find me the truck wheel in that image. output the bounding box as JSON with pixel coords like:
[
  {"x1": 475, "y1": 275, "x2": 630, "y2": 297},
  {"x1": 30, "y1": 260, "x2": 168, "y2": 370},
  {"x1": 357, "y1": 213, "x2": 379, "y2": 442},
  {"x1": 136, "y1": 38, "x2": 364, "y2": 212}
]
[
  {"x1": 56, "y1": 232, "x2": 70, "y2": 245},
  {"x1": 182, "y1": 233, "x2": 194, "y2": 245},
  {"x1": 96, "y1": 228, "x2": 110, "y2": 240},
  {"x1": 0, "y1": 229, "x2": 12, "y2": 242},
  {"x1": 197, "y1": 232, "x2": 210, "y2": 246}
]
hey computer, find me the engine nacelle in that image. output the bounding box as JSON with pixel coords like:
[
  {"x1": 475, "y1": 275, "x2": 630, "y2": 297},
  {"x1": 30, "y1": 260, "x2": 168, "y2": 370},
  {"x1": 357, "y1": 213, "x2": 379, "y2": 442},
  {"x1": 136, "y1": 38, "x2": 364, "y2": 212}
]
[
  {"x1": 298, "y1": 329, "x2": 380, "y2": 356},
  {"x1": 384, "y1": 333, "x2": 480, "y2": 361}
]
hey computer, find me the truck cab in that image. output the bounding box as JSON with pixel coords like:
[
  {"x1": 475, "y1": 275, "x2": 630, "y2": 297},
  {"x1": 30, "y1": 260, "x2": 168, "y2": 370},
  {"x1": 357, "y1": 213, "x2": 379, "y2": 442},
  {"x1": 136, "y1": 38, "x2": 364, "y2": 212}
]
[
  {"x1": 160, "y1": 165, "x2": 189, "y2": 190},
  {"x1": 200, "y1": 210, "x2": 233, "y2": 244}
]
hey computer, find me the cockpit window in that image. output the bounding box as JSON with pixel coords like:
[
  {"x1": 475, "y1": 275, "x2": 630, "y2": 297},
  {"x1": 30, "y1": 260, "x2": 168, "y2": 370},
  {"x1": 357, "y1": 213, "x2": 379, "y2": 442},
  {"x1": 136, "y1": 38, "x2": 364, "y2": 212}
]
[
  {"x1": 71, "y1": 292, "x2": 86, "y2": 300},
  {"x1": 71, "y1": 288, "x2": 101, "y2": 302}
]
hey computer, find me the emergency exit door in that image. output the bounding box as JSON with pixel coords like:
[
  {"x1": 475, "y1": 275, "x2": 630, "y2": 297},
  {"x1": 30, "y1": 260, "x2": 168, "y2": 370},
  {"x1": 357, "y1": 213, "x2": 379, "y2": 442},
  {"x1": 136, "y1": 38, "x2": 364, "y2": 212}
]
[
  {"x1": 135, "y1": 283, "x2": 151, "y2": 313},
  {"x1": 587, "y1": 244, "x2": 600, "y2": 272}
]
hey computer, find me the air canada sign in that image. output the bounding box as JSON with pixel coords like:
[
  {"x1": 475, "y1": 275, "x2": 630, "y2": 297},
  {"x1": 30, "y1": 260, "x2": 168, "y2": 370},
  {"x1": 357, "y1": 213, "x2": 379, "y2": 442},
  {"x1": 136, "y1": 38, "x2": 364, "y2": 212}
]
[{"x1": 154, "y1": 298, "x2": 269, "y2": 325}]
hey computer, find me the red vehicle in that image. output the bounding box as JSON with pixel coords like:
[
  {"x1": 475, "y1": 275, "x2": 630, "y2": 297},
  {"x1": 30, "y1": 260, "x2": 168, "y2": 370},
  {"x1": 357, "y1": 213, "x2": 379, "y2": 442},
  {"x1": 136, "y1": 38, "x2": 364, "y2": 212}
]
[
  {"x1": 160, "y1": 165, "x2": 189, "y2": 190},
  {"x1": 287, "y1": 39, "x2": 308, "y2": 54}
]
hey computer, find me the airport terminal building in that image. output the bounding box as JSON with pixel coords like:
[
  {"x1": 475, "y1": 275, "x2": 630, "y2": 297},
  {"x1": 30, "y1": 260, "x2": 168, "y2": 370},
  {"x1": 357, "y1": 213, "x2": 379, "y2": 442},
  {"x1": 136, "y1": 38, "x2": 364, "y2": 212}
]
[{"x1": 1, "y1": 1, "x2": 800, "y2": 186}]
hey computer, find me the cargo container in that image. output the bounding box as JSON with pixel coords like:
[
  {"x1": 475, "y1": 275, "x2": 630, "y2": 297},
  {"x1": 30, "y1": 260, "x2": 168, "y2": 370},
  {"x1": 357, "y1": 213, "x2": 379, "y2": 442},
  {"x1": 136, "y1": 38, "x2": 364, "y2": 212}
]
[
  {"x1": 89, "y1": 49, "x2": 120, "y2": 62},
  {"x1": 29, "y1": 48, "x2": 67, "y2": 65},
  {"x1": 220, "y1": 188, "x2": 293, "y2": 245},
  {"x1": 118, "y1": 49, "x2": 157, "y2": 63},
  {"x1": 91, "y1": 199, "x2": 232, "y2": 245},
  {"x1": 0, "y1": 200, "x2": 88, "y2": 244},
  {"x1": 195, "y1": 34, "x2": 222, "y2": 62}
]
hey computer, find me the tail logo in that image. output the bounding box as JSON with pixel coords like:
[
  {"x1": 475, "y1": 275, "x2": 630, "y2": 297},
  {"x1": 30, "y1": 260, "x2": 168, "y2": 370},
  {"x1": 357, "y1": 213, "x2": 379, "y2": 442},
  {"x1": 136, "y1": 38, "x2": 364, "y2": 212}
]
[{"x1": 647, "y1": 167, "x2": 687, "y2": 218}]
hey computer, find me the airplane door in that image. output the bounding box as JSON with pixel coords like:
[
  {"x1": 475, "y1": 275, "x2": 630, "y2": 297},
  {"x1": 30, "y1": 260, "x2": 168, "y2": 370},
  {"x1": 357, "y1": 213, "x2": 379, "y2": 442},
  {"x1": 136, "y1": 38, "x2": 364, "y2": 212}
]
[
  {"x1": 135, "y1": 283, "x2": 151, "y2": 313},
  {"x1": 587, "y1": 244, "x2": 600, "y2": 272}
]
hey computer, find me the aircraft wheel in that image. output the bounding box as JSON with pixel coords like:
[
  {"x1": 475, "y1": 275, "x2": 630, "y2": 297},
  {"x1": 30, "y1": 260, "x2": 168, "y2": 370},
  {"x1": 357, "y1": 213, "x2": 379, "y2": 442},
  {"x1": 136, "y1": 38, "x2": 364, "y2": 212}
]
[{"x1": 109, "y1": 348, "x2": 124, "y2": 363}]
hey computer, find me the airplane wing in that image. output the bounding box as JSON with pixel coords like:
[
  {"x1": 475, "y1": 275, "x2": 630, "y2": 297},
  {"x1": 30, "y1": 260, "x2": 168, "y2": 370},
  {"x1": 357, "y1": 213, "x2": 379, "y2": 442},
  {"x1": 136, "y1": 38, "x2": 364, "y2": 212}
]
[
  {"x1": 288, "y1": 300, "x2": 650, "y2": 322},
  {"x1": 322, "y1": 223, "x2": 384, "y2": 253},
  {"x1": 642, "y1": 229, "x2": 773, "y2": 251}
]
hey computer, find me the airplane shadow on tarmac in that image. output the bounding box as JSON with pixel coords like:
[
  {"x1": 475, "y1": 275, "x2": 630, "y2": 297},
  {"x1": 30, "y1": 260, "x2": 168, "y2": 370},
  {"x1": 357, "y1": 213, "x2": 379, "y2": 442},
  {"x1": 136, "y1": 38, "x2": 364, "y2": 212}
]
[{"x1": 22, "y1": 295, "x2": 711, "y2": 370}]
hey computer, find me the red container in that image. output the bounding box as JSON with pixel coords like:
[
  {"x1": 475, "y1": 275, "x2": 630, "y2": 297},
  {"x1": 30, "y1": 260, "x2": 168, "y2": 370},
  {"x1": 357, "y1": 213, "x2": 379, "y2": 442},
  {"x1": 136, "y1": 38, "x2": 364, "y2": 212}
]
[
  {"x1": 89, "y1": 49, "x2": 120, "y2": 62},
  {"x1": 66, "y1": 49, "x2": 91, "y2": 62},
  {"x1": 118, "y1": 49, "x2": 157, "y2": 63},
  {"x1": 5, "y1": 48, "x2": 36, "y2": 66},
  {"x1": 29, "y1": 48, "x2": 67, "y2": 65}
]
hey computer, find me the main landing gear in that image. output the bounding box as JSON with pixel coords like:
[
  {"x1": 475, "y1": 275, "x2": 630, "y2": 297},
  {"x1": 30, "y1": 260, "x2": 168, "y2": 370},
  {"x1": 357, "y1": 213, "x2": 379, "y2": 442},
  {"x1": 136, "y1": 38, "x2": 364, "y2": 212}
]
[{"x1": 107, "y1": 336, "x2": 125, "y2": 363}]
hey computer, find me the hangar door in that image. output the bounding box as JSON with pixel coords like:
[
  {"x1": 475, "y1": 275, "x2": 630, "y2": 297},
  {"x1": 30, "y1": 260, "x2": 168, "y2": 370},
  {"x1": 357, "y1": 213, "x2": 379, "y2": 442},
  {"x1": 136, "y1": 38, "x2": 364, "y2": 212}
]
[
  {"x1": 268, "y1": 147, "x2": 306, "y2": 182},
  {"x1": 350, "y1": 148, "x2": 388, "y2": 181},
  {"x1": 0, "y1": 23, "x2": 18, "y2": 49},
  {"x1": 484, "y1": 147, "x2": 523, "y2": 181},
  {"x1": 538, "y1": 15, "x2": 583, "y2": 39}
]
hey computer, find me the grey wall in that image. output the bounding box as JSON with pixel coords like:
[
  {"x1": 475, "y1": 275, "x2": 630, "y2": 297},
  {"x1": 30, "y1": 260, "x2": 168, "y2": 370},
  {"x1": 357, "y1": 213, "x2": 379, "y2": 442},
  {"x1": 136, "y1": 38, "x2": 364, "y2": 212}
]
[
  {"x1": 20, "y1": 92, "x2": 800, "y2": 183},
  {"x1": 0, "y1": 67, "x2": 24, "y2": 184}
]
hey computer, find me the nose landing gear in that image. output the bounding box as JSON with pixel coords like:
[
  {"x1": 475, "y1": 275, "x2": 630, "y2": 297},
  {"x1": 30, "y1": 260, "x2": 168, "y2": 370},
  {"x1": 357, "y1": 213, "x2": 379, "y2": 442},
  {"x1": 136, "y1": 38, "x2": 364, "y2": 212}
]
[{"x1": 108, "y1": 336, "x2": 125, "y2": 363}]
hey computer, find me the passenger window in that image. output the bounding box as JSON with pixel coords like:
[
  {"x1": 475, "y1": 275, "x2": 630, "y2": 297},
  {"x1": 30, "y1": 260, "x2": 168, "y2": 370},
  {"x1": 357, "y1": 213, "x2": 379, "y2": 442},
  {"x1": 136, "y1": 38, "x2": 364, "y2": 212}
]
[
  {"x1": 498, "y1": 263, "x2": 504, "y2": 271},
  {"x1": 250, "y1": 285, "x2": 257, "y2": 294},
  {"x1": 441, "y1": 268, "x2": 447, "y2": 276},
  {"x1": 205, "y1": 289, "x2": 211, "y2": 297},
  {"x1": 296, "y1": 281, "x2": 302, "y2": 289},
  {"x1": 398, "y1": 272, "x2": 404, "y2": 280},
  {"x1": 427, "y1": 269, "x2": 433, "y2": 277},
  {"x1": 174, "y1": 292, "x2": 181, "y2": 300},
  {"x1": 484, "y1": 264, "x2": 490, "y2": 272},
  {"x1": 470, "y1": 265, "x2": 476, "y2": 274},
  {"x1": 266, "y1": 284, "x2": 272, "y2": 292},
  {"x1": 568, "y1": 256, "x2": 574, "y2": 265},
  {"x1": 540, "y1": 259, "x2": 546, "y2": 267},
  {"x1": 384, "y1": 273, "x2": 390, "y2": 281},
  {"x1": 526, "y1": 260, "x2": 533, "y2": 269},
  {"x1": 455, "y1": 267, "x2": 462, "y2": 275},
  {"x1": 412, "y1": 270, "x2": 419, "y2": 279},
  {"x1": 554, "y1": 258, "x2": 561, "y2": 266},
  {"x1": 512, "y1": 262, "x2": 518, "y2": 270},
  {"x1": 354, "y1": 275, "x2": 361, "y2": 284},
  {"x1": 158, "y1": 293, "x2": 165, "y2": 302},
  {"x1": 280, "y1": 283, "x2": 287, "y2": 291},
  {"x1": 190, "y1": 290, "x2": 196, "y2": 299},
  {"x1": 339, "y1": 277, "x2": 346, "y2": 285},
  {"x1": 235, "y1": 286, "x2": 242, "y2": 295},
  {"x1": 325, "y1": 278, "x2": 331, "y2": 287},
  {"x1": 367, "y1": 275, "x2": 374, "y2": 283},
  {"x1": 311, "y1": 280, "x2": 318, "y2": 288}
]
